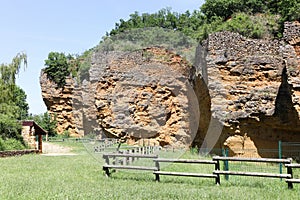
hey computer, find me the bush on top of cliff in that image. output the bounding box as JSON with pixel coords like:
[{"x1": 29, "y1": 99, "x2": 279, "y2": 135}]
[
  {"x1": 195, "y1": 12, "x2": 280, "y2": 40},
  {"x1": 97, "y1": 27, "x2": 197, "y2": 62},
  {"x1": 109, "y1": 0, "x2": 299, "y2": 40},
  {"x1": 44, "y1": 0, "x2": 299, "y2": 87},
  {"x1": 44, "y1": 51, "x2": 93, "y2": 85},
  {"x1": 201, "y1": 0, "x2": 299, "y2": 37},
  {"x1": 201, "y1": 0, "x2": 300, "y2": 22},
  {"x1": 44, "y1": 52, "x2": 79, "y2": 88}
]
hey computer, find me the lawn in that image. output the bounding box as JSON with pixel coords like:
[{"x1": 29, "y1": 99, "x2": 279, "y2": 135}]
[{"x1": 1, "y1": 141, "x2": 300, "y2": 200}]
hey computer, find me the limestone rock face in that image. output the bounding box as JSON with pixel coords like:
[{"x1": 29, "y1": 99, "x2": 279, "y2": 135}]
[
  {"x1": 40, "y1": 21, "x2": 300, "y2": 156},
  {"x1": 41, "y1": 47, "x2": 200, "y2": 147},
  {"x1": 90, "y1": 48, "x2": 199, "y2": 147},
  {"x1": 40, "y1": 72, "x2": 77, "y2": 136},
  {"x1": 196, "y1": 21, "x2": 300, "y2": 157}
]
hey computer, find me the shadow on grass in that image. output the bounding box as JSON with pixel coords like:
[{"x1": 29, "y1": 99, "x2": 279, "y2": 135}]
[
  {"x1": 218, "y1": 176, "x2": 287, "y2": 189},
  {"x1": 104, "y1": 170, "x2": 216, "y2": 187},
  {"x1": 103, "y1": 170, "x2": 289, "y2": 191}
]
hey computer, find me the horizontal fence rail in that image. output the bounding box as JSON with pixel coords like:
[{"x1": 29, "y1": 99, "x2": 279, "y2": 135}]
[
  {"x1": 153, "y1": 158, "x2": 220, "y2": 184},
  {"x1": 212, "y1": 156, "x2": 294, "y2": 189},
  {"x1": 102, "y1": 153, "x2": 158, "y2": 177},
  {"x1": 101, "y1": 153, "x2": 300, "y2": 189}
]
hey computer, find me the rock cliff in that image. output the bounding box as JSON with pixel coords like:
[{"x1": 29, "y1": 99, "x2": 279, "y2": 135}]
[
  {"x1": 40, "y1": 21, "x2": 300, "y2": 155},
  {"x1": 41, "y1": 47, "x2": 200, "y2": 147},
  {"x1": 195, "y1": 21, "x2": 300, "y2": 157}
]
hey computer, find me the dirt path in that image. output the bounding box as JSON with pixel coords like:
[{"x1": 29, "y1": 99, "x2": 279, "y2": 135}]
[{"x1": 42, "y1": 142, "x2": 77, "y2": 156}]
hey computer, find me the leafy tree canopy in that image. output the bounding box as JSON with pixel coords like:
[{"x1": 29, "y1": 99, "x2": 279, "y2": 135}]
[
  {"x1": 44, "y1": 51, "x2": 90, "y2": 86},
  {"x1": 109, "y1": 0, "x2": 299, "y2": 40},
  {"x1": 27, "y1": 112, "x2": 57, "y2": 137},
  {"x1": 44, "y1": 52, "x2": 72, "y2": 88},
  {"x1": 0, "y1": 53, "x2": 28, "y2": 145}
]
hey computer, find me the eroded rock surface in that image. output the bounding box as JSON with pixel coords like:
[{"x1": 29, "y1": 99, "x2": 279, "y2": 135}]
[
  {"x1": 196, "y1": 21, "x2": 300, "y2": 157},
  {"x1": 90, "y1": 47, "x2": 199, "y2": 147},
  {"x1": 41, "y1": 47, "x2": 200, "y2": 147},
  {"x1": 40, "y1": 73, "x2": 77, "y2": 136},
  {"x1": 40, "y1": 21, "x2": 300, "y2": 156}
]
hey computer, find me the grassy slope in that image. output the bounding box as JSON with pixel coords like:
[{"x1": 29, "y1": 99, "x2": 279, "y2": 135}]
[{"x1": 1, "y1": 142, "x2": 300, "y2": 200}]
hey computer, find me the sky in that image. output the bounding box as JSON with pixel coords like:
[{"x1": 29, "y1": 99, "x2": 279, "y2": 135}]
[{"x1": 0, "y1": 0, "x2": 204, "y2": 114}]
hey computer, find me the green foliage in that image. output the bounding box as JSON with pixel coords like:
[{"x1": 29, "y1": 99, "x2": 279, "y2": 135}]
[
  {"x1": 0, "y1": 52, "x2": 27, "y2": 107},
  {"x1": 0, "y1": 53, "x2": 28, "y2": 150},
  {"x1": 76, "y1": 49, "x2": 93, "y2": 82},
  {"x1": 27, "y1": 112, "x2": 57, "y2": 137},
  {"x1": 13, "y1": 85, "x2": 29, "y2": 120},
  {"x1": 48, "y1": 1, "x2": 299, "y2": 85},
  {"x1": 200, "y1": 0, "x2": 272, "y2": 20},
  {"x1": 219, "y1": 13, "x2": 280, "y2": 39},
  {"x1": 0, "y1": 114, "x2": 23, "y2": 141},
  {"x1": 0, "y1": 137, "x2": 26, "y2": 151},
  {"x1": 108, "y1": 1, "x2": 299, "y2": 42},
  {"x1": 200, "y1": 0, "x2": 299, "y2": 38},
  {"x1": 201, "y1": 0, "x2": 300, "y2": 21},
  {"x1": 62, "y1": 130, "x2": 70, "y2": 138},
  {"x1": 44, "y1": 52, "x2": 71, "y2": 88},
  {"x1": 110, "y1": 8, "x2": 180, "y2": 35},
  {"x1": 99, "y1": 27, "x2": 197, "y2": 63},
  {"x1": 44, "y1": 51, "x2": 92, "y2": 85}
]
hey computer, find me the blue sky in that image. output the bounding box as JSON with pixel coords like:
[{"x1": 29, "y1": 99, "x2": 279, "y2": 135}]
[{"x1": 0, "y1": 0, "x2": 204, "y2": 114}]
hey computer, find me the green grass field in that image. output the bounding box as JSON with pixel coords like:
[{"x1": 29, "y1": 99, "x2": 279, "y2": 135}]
[{"x1": 1, "y1": 141, "x2": 300, "y2": 200}]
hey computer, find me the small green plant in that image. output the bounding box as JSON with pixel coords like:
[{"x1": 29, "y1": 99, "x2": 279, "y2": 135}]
[
  {"x1": 0, "y1": 137, "x2": 26, "y2": 151},
  {"x1": 62, "y1": 130, "x2": 70, "y2": 138}
]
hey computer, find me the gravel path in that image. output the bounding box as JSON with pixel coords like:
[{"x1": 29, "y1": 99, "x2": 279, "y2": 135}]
[{"x1": 42, "y1": 142, "x2": 77, "y2": 156}]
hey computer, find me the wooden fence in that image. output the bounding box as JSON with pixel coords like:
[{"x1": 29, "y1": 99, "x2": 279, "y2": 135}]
[
  {"x1": 212, "y1": 156, "x2": 293, "y2": 188},
  {"x1": 153, "y1": 158, "x2": 219, "y2": 184},
  {"x1": 102, "y1": 154, "x2": 300, "y2": 189},
  {"x1": 285, "y1": 163, "x2": 300, "y2": 188},
  {"x1": 103, "y1": 153, "x2": 158, "y2": 176}
]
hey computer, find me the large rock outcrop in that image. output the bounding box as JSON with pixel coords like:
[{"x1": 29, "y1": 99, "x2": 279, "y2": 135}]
[
  {"x1": 195, "y1": 21, "x2": 300, "y2": 157},
  {"x1": 40, "y1": 21, "x2": 300, "y2": 156},
  {"x1": 40, "y1": 73, "x2": 77, "y2": 136},
  {"x1": 41, "y1": 47, "x2": 200, "y2": 147}
]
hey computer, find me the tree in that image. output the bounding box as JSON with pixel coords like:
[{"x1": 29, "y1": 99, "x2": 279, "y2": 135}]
[
  {"x1": 0, "y1": 53, "x2": 28, "y2": 144},
  {"x1": 277, "y1": 0, "x2": 300, "y2": 21},
  {"x1": 27, "y1": 112, "x2": 57, "y2": 137},
  {"x1": 44, "y1": 52, "x2": 72, "y2": 88},
  {"x1": 12, "y1": 85, "x2": 29, "y2": 120}
]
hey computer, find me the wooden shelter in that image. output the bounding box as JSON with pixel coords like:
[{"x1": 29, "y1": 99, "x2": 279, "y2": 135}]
[{"x1": 22, "y1": 120, "x2": 47, "y2": 153}]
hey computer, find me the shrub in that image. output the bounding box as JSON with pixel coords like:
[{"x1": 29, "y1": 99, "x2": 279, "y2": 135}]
[
  {"x1": 0, "y1": 138, "x2": 26, "y2": 151},
  {"x1": 0, "y1": 114, "x2": 23, "y2": 141},
  {"x1": 44, "y1": 52, "x2": 72, "y2": 88}
]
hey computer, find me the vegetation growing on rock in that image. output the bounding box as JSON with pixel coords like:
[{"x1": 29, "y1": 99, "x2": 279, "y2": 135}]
[
  {"x1": 43, "y1": 0, "x2": 300, "y2": 88},
  {"x1": 110, "y1": 0, "x2": 299, "y2": 40}
]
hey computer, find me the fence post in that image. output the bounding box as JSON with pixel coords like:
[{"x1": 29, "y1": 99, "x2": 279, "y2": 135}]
[
  {"x1": 213, "y1": 158, "x2": 220, "y2": 185},
  {"x1": 103, "y1": 154, "x2": 110, "y2": 177},
  {"x1": 287, "y1": 159, "x2": 293, "y2": 189},
  {"x1": 222, "y1": 148, "x2": 229, "y2": 181},
  {"x1": 132, "y1": 149, "x2": 135, "y2": 162},
  {"x1": 279, "y1": 140, "x2": 282, "y2": 180},
  {"x1": 155, "y1": 160, "x2": 160, "y2": 181}
]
